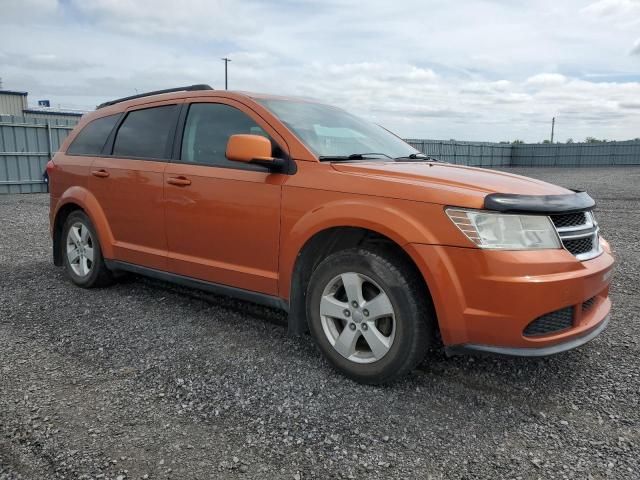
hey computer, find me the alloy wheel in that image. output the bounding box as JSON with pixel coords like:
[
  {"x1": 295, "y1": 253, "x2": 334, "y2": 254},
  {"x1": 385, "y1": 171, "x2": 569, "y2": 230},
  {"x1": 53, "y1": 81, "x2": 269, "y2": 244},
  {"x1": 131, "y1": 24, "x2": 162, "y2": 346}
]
[
  {"x1": 66, "y1": 222, "x2": 95, "y2": 277},
  {"x1": 319, "y1": 272, "x2": 396, "y2": 364}
]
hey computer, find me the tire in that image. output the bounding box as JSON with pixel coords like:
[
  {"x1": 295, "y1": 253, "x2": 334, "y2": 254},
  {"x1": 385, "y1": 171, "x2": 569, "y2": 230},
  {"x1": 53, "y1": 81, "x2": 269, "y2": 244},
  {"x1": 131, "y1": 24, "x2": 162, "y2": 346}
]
[
  {"x1": 61, "y1": 211, "x2": 114, "y2": 288},
  {"x1": 306, "y1": 247, "x2": 434, "y2": 384}
]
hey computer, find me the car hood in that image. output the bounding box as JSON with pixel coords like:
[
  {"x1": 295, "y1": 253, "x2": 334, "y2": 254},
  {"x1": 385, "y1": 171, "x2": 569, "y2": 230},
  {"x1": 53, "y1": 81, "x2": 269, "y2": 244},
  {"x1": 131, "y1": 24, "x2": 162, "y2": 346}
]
[{"x1": 330, "y1": 161, "x2": 571, "y2": 207}]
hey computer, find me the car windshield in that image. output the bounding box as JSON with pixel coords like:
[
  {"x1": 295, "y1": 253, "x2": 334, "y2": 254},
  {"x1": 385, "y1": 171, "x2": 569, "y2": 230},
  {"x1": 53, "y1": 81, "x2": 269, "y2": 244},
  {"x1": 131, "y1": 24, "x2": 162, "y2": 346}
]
[{"x1": 256, "y1": 98, "x2": 421, "y2": 160}]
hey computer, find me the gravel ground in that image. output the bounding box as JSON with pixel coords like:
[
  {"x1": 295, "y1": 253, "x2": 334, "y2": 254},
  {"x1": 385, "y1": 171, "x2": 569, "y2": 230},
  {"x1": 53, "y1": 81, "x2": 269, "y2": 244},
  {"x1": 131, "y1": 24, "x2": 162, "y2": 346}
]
[{"x1": 1, "y1": 167, "x2": 638, "y2": 480}]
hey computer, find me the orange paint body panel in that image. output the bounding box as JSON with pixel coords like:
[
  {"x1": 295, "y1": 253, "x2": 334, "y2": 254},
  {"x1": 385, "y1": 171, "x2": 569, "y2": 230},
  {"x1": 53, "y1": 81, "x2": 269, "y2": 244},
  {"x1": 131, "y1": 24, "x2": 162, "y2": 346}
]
[
  {"x1": 407, "y1": 243, "x2": 613, "y2": 347},
  {"x1": 49, "y1": 89, "x2": 614, "y2": 356},
  {"x1": 163, "y1": 163, "x2": 283, "y2": 295},
  {"x1": 89, "y1": 157, "x2": 168, "y2": 270}
]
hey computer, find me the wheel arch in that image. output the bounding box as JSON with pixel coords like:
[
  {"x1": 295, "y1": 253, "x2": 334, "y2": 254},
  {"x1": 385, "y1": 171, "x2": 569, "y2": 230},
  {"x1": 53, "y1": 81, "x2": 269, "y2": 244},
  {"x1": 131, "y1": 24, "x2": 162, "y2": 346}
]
[
  {"x1": 285, "y1": 225, "x2": 437, "y2": 339},
  {"x1": 52, "y1": 187, "x2": 115, "y2": 265}
]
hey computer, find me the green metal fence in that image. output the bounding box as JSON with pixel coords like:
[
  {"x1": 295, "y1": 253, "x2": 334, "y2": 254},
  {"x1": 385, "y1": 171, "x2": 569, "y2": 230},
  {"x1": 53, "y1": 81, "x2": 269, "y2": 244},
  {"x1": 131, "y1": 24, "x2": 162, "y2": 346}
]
[
  {"x1": 405, "y1": 139, "x2": 512, "y2": 166},
  {"x1": 407, "y1": 139, "x2": 640, "y2": 167},
  {"x1": 1, "y1": 114, "x2": 639, "y2": 194},
  {"x1": 510, "y1": 141, "x2": 640, "y2": 167},
  {"x1": 0, "y1": 115, "x2": 77, "y2": 194}
]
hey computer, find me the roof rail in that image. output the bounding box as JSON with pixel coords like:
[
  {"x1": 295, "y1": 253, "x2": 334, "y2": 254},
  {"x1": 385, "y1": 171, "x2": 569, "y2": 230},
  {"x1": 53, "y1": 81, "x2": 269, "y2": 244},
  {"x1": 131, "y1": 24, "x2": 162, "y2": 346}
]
[{"x1": 96, "y1": 84, "x2": 213, "y2": 109}]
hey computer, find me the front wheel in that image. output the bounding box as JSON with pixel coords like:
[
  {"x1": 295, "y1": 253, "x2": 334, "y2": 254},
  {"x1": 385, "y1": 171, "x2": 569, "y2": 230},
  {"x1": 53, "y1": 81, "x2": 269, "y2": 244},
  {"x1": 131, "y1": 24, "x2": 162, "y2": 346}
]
[{"x1": 306, "y1": 248, "x2": 434, "y2": 384}]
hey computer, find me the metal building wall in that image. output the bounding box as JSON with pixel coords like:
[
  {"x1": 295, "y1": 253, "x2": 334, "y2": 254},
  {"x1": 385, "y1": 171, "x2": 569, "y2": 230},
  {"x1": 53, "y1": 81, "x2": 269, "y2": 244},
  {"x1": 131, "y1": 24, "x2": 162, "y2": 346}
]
[
  {"x1": 0, "y1": 92, "x2": 28, "y2": 116},
  {"x1": 0, "y1": 115, "x2": 75, "y2": 194},
  {"x1": 21, "y1": 110, "x2": 83, "y2": 123}
]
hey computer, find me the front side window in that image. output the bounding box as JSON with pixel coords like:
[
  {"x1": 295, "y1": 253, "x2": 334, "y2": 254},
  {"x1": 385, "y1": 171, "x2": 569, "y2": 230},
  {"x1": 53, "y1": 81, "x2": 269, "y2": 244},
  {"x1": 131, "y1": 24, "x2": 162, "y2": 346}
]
[
  {"x1": 180, "y1": 103, "x2": 271, "y2": 168},
  {"x1": 256, "y1": 98, "x2": 420, "y2": 160},
  {"x1": 67, "y1": 113, "x2": 121, "y2": 156},
  {"x1": 112, "y1": 105, "x2": 177, "y2": 159}
]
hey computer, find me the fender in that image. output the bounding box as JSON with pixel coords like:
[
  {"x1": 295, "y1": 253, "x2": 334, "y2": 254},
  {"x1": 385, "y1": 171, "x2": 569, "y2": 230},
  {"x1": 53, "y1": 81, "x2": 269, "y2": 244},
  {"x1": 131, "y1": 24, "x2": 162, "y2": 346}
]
[
  {"x1": 54, "y1": 186, "x2": 116, "y2": 259},
  {"x1": 279, "y1": 197, "x2": 441, "y2": 299}
]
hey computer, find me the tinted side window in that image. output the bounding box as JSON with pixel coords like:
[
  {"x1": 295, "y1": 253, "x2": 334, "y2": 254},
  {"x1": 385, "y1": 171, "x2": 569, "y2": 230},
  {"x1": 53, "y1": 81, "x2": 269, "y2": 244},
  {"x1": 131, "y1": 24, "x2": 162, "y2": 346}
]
[
  {"x1": 112, "y1": 105, "x2": 177, "y2": 159},
  {"x1": 180, "y1": 103, "x2": 271, "y2": 168},
  {"x1": 67, "y1": 114, "x2": 121, "y2": 156}
]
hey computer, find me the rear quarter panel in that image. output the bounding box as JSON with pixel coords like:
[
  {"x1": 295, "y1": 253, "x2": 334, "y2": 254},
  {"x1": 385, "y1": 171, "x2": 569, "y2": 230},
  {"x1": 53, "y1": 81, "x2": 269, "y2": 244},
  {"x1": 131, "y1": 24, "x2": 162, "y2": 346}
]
[
  {"x1": 49, "y1": 152, "x2": 93, "y2": 229},
  {"x1": 49, "y1": 110, "x2": 120, "y2": 254}
]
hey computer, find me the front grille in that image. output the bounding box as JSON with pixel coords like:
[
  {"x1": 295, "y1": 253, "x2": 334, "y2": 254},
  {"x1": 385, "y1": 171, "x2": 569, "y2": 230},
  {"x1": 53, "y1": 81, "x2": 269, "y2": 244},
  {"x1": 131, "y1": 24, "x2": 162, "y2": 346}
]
[
  {"x1": 550, "y1": 210, "x2": 601, "y2": 261},
  {"x1": 582, "y1": 296, "x2": 597, "y2": 312},
  {"x1": 524, "y1": 307, "x2": 574, "y2": 337},
  {"x1": 563, "y1": 236, "x2": 596, "y2": 255},
  {"x1": 551, "y1": 212, "x2": 587, "y2": 229}
]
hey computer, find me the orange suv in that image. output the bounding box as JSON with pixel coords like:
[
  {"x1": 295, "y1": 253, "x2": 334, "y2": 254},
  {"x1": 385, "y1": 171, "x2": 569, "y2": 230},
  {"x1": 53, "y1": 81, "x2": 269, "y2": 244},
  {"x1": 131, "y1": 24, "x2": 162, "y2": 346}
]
[{"x1": 48, "y1": 84, "x2": 614, "y2": 384}]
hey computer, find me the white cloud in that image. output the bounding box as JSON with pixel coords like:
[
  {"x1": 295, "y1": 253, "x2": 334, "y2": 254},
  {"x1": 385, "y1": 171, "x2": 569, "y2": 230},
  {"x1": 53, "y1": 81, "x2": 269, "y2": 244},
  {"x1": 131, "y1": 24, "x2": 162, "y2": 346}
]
[
  {"x1": 631, "y1": 38, "x2": 640, "y2": 54},
  {"x1": 1, "y1": 52, "x2": 95, "y2": 71},
  {"x1": 526, "y1": 73, "x2": 568, "y2": 87},
  {"x1": 619, "y1": 100, "x2": 640, "y2": 108},
  {"x1": 69, "y1": 0, "x2": 262, "y2": 38},
  {"x1": 0, "y1": 0, "x2": 59, "y2": 23},
  {"x1": 1, "y1": 0, "x2": 639, "y2": 142},
  {"x1": 582, "y1": 0, "x2": 640, "y2": 18}
]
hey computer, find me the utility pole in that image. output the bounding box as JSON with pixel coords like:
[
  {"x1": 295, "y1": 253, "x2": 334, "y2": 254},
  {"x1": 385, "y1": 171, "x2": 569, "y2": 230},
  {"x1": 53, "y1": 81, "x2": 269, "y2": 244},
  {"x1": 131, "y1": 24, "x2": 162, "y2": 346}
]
[
  {"x1": 550, "y1": 116, "x2": 555, "y2": 143},
  {"x1": 221, "y1": 57, "x2": 231, "y2": 90}
]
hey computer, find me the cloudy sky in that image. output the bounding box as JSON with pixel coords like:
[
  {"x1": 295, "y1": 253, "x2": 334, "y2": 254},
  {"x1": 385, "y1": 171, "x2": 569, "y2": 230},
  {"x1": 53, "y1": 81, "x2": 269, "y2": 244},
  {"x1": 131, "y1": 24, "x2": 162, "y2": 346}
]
[{"x1": 1, "y1": 0, "x2": 639, "y2": 141}]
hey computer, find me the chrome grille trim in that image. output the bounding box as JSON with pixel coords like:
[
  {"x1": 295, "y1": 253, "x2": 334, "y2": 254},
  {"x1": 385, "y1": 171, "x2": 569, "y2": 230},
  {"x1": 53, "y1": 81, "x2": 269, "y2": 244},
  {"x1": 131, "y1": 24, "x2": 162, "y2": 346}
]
[
  {"x1": 551, "y1": 211, "x2": 602, "y2": 261},
  {"x1": 559, "y1": 228, "x2": 598, "y2": 239}
]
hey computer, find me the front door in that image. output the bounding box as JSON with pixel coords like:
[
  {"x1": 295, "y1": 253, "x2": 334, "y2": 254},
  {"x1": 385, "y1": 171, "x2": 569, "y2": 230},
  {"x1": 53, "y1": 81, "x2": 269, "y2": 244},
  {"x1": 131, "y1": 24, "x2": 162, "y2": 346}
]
[
  {"x1": 163, "y1": 100, "x2": 287, "y2": 295},
  {"x1": 88, "y1": 102, "x2": 180, "y2": 270}
]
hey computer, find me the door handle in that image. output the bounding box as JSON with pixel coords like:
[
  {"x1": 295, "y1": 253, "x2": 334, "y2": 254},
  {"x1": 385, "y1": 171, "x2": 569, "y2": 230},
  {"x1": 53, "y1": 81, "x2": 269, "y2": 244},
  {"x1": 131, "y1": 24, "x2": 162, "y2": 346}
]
[
  {"x1": 167, "y1": 176, "x2": 192, "y2": 186},
  {"x1": 91, "y1": 169, "x2": 110, "y2": 178}
]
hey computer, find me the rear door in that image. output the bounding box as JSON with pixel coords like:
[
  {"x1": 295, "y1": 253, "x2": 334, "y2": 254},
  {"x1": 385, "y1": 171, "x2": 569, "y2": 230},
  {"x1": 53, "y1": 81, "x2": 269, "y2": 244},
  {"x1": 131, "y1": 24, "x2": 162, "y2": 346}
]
[
  {"x1": 88, "y1": 101, "x2": 181, "y2": 270},
  {"x1": 163, "y1": 99, "x2": 288, "y2": 295}
]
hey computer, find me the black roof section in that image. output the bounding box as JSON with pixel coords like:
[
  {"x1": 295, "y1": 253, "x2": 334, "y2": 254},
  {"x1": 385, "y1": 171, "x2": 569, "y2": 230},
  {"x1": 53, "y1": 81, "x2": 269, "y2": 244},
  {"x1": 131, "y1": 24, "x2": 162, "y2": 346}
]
[
  {"x1": 96, "y1": 84, "x2": 213, "y2": 109},
  {"x1": 23, "y1": 108, "x2": 83, "y2": 117},
  {"x1": 0, "y1": 90, "x2": 28, "y2": 96}
]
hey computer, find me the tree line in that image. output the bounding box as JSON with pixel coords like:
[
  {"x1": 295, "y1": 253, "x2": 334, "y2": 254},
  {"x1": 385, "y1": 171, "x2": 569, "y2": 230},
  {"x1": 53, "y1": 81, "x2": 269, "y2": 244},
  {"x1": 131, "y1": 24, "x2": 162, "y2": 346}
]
[{"x1": 503, "y1": 137, "x2": 640, "y2": 144}]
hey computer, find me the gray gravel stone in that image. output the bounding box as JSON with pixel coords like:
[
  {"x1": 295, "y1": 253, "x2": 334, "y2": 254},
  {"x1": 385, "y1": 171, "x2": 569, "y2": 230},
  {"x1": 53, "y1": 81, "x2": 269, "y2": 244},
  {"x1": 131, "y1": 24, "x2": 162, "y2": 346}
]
[{"x1": 1, "y1": 167, "x2": 639, "y2": 479}]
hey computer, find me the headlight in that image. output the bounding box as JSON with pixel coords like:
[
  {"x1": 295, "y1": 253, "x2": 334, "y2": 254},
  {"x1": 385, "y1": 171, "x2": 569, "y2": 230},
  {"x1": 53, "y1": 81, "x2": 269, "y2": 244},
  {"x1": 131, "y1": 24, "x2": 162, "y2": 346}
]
[{"x1": 446, "y1": 208, "x2": 561, "y2": 250}]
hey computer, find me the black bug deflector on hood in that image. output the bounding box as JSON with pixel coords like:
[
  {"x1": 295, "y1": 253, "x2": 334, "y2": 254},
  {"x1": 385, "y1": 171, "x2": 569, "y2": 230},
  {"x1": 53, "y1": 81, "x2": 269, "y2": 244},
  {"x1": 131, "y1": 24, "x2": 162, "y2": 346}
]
[{"x1": 484, "y1": 191, "x2": 595, "y2": 214}]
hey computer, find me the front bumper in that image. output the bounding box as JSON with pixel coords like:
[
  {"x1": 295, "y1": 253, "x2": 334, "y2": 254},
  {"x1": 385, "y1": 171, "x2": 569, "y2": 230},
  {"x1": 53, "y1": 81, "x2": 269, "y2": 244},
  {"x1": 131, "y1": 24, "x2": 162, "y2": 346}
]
[
  {"x1": 406, "y1": 241, "x2": 614, "y2": 354},
  {"x1": 445, "y1": 314, "x2": 609, "y2": 357}
]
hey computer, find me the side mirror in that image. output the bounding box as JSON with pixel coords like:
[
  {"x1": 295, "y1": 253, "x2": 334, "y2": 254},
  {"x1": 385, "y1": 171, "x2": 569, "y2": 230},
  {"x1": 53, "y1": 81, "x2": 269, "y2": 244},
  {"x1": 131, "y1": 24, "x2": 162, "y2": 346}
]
[{"x1": 226, "y1": 134, "x2": 284, "y2": 170}]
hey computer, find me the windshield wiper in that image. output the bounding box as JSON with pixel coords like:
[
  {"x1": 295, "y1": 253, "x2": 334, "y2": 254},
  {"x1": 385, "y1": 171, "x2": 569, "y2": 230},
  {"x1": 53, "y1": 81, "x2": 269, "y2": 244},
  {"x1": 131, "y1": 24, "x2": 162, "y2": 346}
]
[
  {"x1": 318, "y1": 152, "x2": 392, "y2": 162},
  {"x1": 394, "y1": 153, "x2": 440, "y2": 162}
]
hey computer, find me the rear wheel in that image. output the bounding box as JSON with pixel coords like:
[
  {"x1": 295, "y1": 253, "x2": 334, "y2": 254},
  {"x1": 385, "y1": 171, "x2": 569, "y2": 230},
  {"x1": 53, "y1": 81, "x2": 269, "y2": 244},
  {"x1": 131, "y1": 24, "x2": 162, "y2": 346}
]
[
  {"x1": 62, "y1": 211, "x2": 113, "y2": 288},
  {"x1": 306, "y1": 248, "x2": 433, "y2": 384}
]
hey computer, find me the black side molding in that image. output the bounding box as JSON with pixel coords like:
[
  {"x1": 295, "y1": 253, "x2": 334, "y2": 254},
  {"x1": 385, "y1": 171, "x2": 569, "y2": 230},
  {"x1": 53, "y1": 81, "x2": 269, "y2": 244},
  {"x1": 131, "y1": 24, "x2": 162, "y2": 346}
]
[
  {"x1": 484, "y1": 190, "x2": 595, "y2": 214},
  {"x1": 104, "y1": 260, "x2": 288, "y2": 312}
]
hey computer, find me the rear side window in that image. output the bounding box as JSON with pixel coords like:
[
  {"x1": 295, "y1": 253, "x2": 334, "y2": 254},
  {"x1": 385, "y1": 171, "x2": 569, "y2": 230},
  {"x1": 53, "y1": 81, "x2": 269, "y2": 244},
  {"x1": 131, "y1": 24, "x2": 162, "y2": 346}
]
[
  {"x1": 180, "y1": 103, "x2": 271, "y2": 168},
  {"x1": 67, "y1": 114, "x2": 121, "y2": 156},
  {"x1": 112, "y1": 105, "x2": 177, "y2": 159}
]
